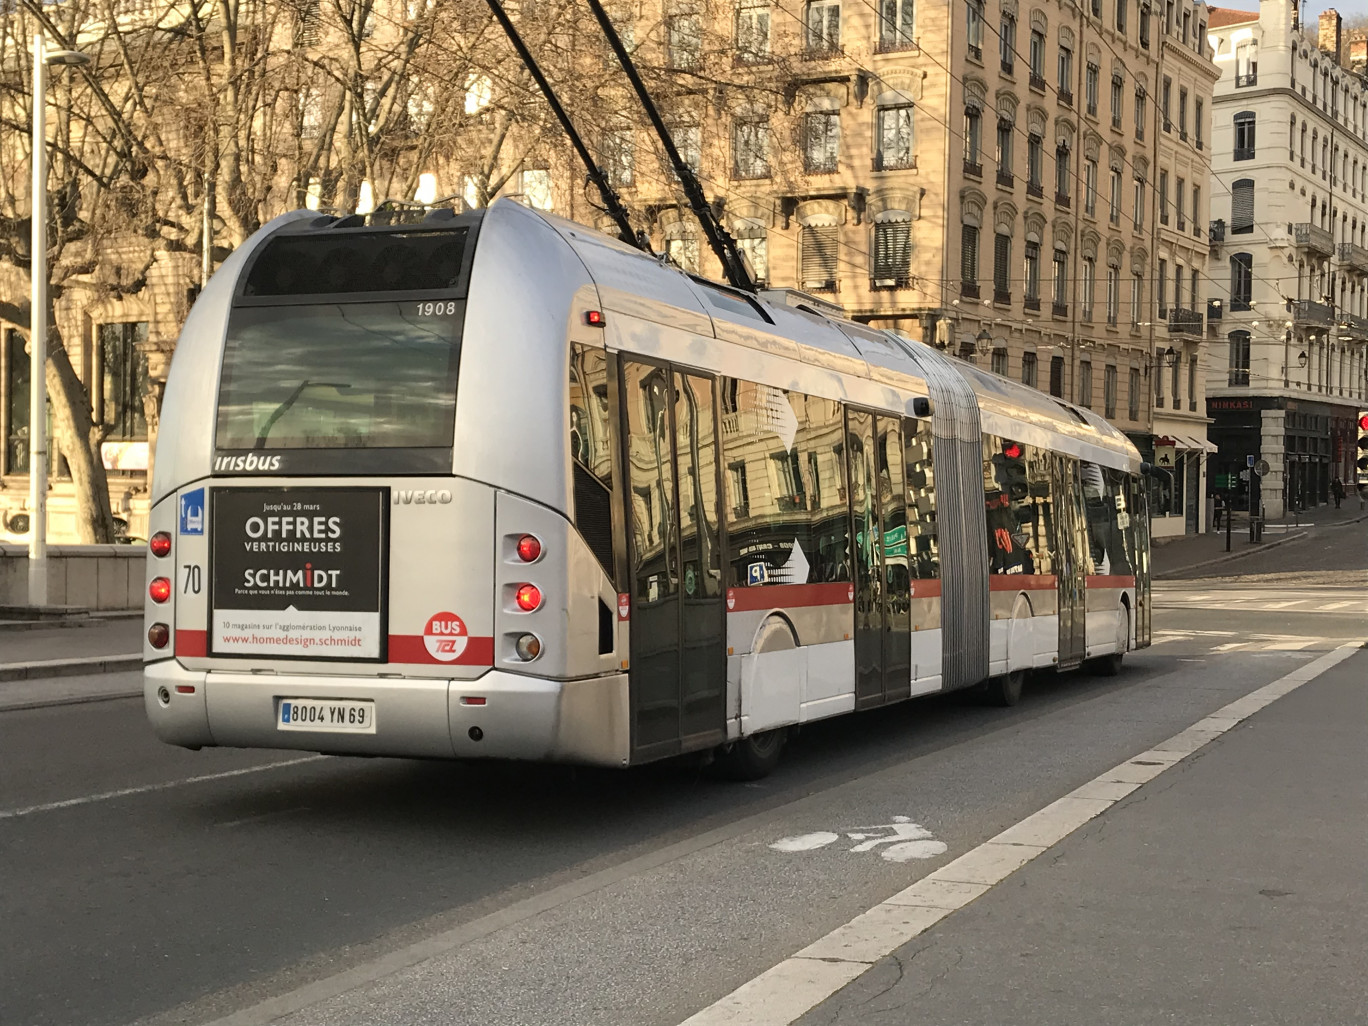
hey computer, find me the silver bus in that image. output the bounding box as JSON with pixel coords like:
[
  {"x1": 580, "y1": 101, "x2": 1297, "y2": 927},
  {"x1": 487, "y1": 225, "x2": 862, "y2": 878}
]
[{"x1": 143, "y1": 198, "x2": 1150, "y2": 778}]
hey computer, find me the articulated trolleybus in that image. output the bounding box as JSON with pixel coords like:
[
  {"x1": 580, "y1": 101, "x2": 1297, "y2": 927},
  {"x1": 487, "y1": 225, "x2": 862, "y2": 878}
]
[{"x1": 144, "y1": 199, "x2": 1151, "y2": 778}]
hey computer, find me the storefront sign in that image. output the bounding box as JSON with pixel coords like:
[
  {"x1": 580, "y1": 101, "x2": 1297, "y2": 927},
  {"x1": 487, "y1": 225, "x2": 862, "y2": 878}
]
[{"x1": 210, "y1": 488, "x2": 387, "y2": 660}]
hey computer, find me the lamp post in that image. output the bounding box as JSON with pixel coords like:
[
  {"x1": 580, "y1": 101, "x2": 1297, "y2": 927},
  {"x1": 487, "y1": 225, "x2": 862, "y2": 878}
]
[{"x1": 29, "y1": 35, "x2": 89, "y2": 606}]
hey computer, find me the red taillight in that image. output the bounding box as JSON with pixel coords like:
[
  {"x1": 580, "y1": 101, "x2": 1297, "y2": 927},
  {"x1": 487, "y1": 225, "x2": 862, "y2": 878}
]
[
  {"x1": 175, "y1": 684, "x2": 196, "y2": 694},
  {"x1": 148, "y1": 623, "x2": 170, "y2": 648},
  {"x1": 461, "y1": 696, "x2": 487, "y2": 706},
  {"x1": 516, "y1": 534, "x2": 542, "y2": 562},
  {"x1": 585, "y1": 310, "x2": 604, "y2": 326},
  {"x1": 149, "y1": 531, "x2": 172, "y2": 558},
  {"x1": 149, "y1": 577, "x2": 171, "y2": 603},
  {"x1": 515, "y1": 584, "x2": 542, "y2": 611}
]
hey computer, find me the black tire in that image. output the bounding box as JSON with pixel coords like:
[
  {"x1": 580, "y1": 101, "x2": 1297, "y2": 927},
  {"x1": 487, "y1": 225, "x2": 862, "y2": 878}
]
[
  {"x1": 712, "y1": 729, "x2": 786, "y2": 781},
  {"x1": 982, "y1": 669, "x2": 1024, "y2": 707},
  {"x1": 1087, "y1": 651, "x2": 1124, "y2": 677}
]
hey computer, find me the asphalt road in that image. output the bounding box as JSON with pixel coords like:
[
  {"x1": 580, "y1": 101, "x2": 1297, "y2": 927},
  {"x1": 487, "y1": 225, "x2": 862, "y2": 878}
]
[{"x1": 3, "y1": 573, "x2": 1366, "y2": 1026}]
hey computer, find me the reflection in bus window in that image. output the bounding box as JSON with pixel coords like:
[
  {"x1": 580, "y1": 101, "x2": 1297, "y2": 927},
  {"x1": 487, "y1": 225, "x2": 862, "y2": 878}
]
[
  {"x1": 983, "y1": 435, "x2": 1056, "y2": 575},
  {"x1": 569, "y1": 345, "x2": 615, "y2": 576},
  {"x1": 902, "y1": 418, "x2": 939, "y2": 579},
  {"x1": 623, "y1": 362, "x2": 675, "y2": 603},
  {"x1": 1095, "y1": 466, "x2": 1136, "y2": 574},
  {"x1": 720, "y1": 380, "x2": 850, "y2": 587}
]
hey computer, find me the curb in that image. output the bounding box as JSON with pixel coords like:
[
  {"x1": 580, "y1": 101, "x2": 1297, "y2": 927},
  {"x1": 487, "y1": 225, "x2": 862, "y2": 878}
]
[
  {"x1": 0, "y1": 689, "x2": 142, "y2": 713},
  {"x1": 0, "y1": 611, "x2": 142, "y2": 633},
  {"x1": 1153, "y1": 529, "x2": 1308, "y2": 579},
  {"x1": 0, "y1": 654, "x2": 142, "y2": 682}
]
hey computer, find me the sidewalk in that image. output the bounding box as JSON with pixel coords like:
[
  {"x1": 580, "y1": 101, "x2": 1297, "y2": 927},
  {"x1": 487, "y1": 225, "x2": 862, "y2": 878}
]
[
  {"x1": 793, "y1": 648, "x2": 1368, "y2": 1026},
  {"x1": 1151, "y1": 502, "x2": 1368, "y2": 578},
  {"x1": 0, "y1": 617, "x2": 142, "y2": 700}
]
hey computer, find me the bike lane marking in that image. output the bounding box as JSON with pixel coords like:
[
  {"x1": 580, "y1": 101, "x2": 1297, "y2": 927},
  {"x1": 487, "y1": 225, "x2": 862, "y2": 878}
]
[{"x1": 676, "y1": 641, "x2": 1364, "y2": 1026}]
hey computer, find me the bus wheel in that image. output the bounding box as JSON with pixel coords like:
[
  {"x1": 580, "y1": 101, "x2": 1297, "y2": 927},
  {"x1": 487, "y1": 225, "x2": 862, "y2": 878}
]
[
  {"x1": 983, "y1": 669, "x2": 1025, "y2": 707},
  {"x1": 713, "y1": 729, "x2": 787, "y2": 780},
  {"x1": 1087, "y1": 607, "x2": 1129, "y2": 677}
]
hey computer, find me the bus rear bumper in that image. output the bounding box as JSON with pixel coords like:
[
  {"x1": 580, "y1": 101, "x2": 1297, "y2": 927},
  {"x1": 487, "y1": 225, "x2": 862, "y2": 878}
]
[{"x1": 143, "y1": 662, "x2": 631, "y2": 767}]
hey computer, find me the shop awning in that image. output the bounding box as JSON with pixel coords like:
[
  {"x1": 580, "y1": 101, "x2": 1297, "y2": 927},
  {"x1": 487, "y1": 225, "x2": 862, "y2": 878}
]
[{"x1": 1173, "y1": 434, "x2": 1218, "y2": 453}]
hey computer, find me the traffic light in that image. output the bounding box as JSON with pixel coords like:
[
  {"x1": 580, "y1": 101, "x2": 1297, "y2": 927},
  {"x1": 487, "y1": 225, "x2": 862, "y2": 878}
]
[
  {"x1": 1357, "y1": 411, "x2": 1368, "y2": 486},
  {"x1": 996, "y1": 440, "x2": 1030, "y2": 501}
]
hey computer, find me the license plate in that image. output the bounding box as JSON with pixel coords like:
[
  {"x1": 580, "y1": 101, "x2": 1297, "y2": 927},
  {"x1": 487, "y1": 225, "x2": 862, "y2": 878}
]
[{"x1": 277, "y1": 699, "x2": 376, "y2": 733}]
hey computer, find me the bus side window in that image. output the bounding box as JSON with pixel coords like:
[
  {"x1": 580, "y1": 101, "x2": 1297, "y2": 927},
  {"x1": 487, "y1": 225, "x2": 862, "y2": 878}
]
[
  {"x1": 982, "y1": 435, "x2": 1053, "y2": 576},
  {"x1": 901, "y1": 416, "x2": 938, "y2": 579},
  {"x1": 569, "y1": 344, "x2": 615, "y2": 578}
]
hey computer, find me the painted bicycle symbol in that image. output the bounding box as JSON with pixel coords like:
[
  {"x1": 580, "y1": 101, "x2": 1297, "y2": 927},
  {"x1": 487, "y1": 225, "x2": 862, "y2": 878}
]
[{"x1": 769, "y1": 816, "x2": 948, "y2": 863}]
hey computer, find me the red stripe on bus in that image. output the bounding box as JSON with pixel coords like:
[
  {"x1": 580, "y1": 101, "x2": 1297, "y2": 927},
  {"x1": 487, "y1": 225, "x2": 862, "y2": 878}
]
[
  {"x1": 725, "y1": 582, "x2": 854, "y2": 612},
  {"x1": 176, "y1": 630, "x2": 207, "y2": 656},
  {"x1": 989, "y1": 574, "x2": 1058, "y2": 591},
  {"x1": 1087, "y1": 575, "x2": 1136, "y2": 589},
  {"x1": 387, "y1": 635, "x2": 495, "y2": 666}
]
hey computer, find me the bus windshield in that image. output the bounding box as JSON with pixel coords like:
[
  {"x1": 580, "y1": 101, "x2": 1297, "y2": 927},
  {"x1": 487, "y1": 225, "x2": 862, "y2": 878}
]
[{"x1": 215, "y1": 302, "x2": 461, "y2": 451}]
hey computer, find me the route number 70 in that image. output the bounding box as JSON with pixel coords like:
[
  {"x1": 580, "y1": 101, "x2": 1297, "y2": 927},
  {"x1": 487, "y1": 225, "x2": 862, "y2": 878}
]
[{"x1": 182, "y1": 564, "x2": 202, "y2": 595}]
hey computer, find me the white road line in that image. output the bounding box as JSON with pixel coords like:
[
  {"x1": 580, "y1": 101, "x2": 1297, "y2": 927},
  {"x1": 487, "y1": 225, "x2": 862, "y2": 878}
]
[
  {"x1": 674, "y1": 642, "x2": 1364, "y2": 1026},
  {"x1": 0, "y1": 756, "x2": 328, "y2": 821},
  {"x1": 1321, "y1": 601, "x2": 1354, "y2": 610}
]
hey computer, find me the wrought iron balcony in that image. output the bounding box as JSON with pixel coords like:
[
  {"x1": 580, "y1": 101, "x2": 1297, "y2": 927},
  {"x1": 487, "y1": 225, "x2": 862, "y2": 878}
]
[
  {"x1": 994, "y1": 288, "x2": 1012, "y2": 304},
  {"x1": 1026, "y1": 181, "x2": 1044, "y2": 199},
  {"x1": 1338, "y1": 242, "x2": 1368, "y2": 275},
  {"x1": 1029, "y1": 72, "x2": 1047, "y2": 92},
  {"x1": 1292, "y1": 222, "x2": 1335, "y2": 257},
  {"x1": 961, "y1": 281, "x2": 981, "y2": 299},
  {"x1": 1024, "y1": 295, "x2": 1041, "y2": 312},
  {"x1": 1291, "y1": 299, "x2": 1334, "y2": 326},
  {"x1": 1052, "y1": 301, "x2": 1069, "y2": 318},
  {"x1": 1208, "y1": 219, "x2": 1225, "y2": 245},
  {"x1": 1167, "y1": 307, "x2": 1203, "y2": 336},
  {"x1": 963, "y1": 160, "x2": 983, "y2": 178},
  {"x1": 1340, "y1": 312, "x2": 1368, "y2": 339},
  {"x1": 1207, "y1": 299, "x2": 1224, "y2": 321}
]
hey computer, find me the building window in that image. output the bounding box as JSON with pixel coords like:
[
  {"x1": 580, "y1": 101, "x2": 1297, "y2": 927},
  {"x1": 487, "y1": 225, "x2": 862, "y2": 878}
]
[
  {"x1": 961, "y1": 223, "x2": 979, "y2": 285},
  {"x1": 736, "y1": 0, "x2": 771, "y2": 61},
  {"x1": 1058, "y1": 45, "x2": 1073, "y2": 101},
  {"x1": 1084, "y1": 158, "x2": 1097, "y2": 214},
  {"x1": 1140, "y1": 3, "x2": 1150, "y2": 46},
  {"x1": 1158, "y1": 257, "x2": 1167, "y2": 315},
  {"x1": 1108, "y1": 167, "x2": 1122, "y2": 224},
  {"x1": 1081, "y1": 256, "x2": 1095, "y2": 319},
  {"x1": 878, "y1": 0, "x2": 915, "y2": 51},
  {"x1": 964, "y1": 106, "x2": 982, "y2": 171},
  {"x1": 1049, "y1": 355, "x2": 1064, "y2": 396},
  {"x1": 1178, "y1": 86, "x2": 1188, "y2": 139},
  {"x1": 1052, "y1": 248, "x2": 1068, "y2": 306},
  {"x1": 1133, "y1": 175, "x2": 1145, "y2": 230},
  {"x1": 1191, "y1": 185, "x2": 1200, "y2": 235},
  {"x1": 1109, "y1": 75, "x2": 1123, "y2": 130},
  {"x1": 666, "y1": 7, "x2": 702, "y2": 68},
  {"x1": 800, "y1": 224, "x2": 840, "y2": 290},
  {"x1": 1170, "y1": 350, "x2": 1181, "y2": 408},
  {"x1": 1029, "y1": 29, "x2": 1046, "y2": 88},
  {"x1": 1024, "y1": 240, "x2": 1041, "y2": 305},
  {"x1": 1027, "y1": 134, "x2": 1043, "y2": 193},
  {"x1": 1188, "y1": 353, "x2": 1197, "y2": 411},
  {"x1": 996, "y1": 118, "x2": 1014, "y2": 179},
  {"x1": 736, "y1": 229, "x2": 769, "y2": 286},
  {"x1": 733, "y1": 116, "x2": 770, "y2": 178},
  {"x1": 1233, "y1": 111, "x2": 1255, "y2": 160},
  {"x1": 991, "y1": 347, "x2": 1008, "y2": 375},
  {"x1": 1106, "y1": 265, "x2": 1119, "y2": 324},
  {"x1": 97, "y1": 322, "x2": 150, "y2": 442},
  {"x1": 1161, "y1": 76, "x2": 1171, "y2": 130},
  {"x1": 1227, "y1": 330, "x2": 1251, "y2": 386},
  {"x1": 1128, "y1": 366, "x2": 1140, "y2": 420},
  {"x1": 994, "y1": 232, "x2": 1011, "y2": 301},
  {"x1": 1130, "y1": 271, "x2": 1143, "y2": 325},
  {"x1": 1134, "y1": 86, "x2": 1146, "y2": 140},
  {"x1": 876, "y1": 104, "x2": 915, "y2": 169},
  {"x1": 966, "y1": 0, "x2": 983, "y2": 59},
  {"x1": 667, "y1": 233, "x2": 700, "y2": 272},
  {"x1": 1078, "y1": 360, "x2": 1093, "y2": 408},
  {"x1": 1235, "y1": 40, "x2": 1257, "y2": 87},
  {"x1": 803, "y1": 110, "x2": 840, "y2": 173},
  {"x1": 1021, "y1": 350, "x2": 1038, "y2": 387},
  {"x1": 1175, "y1": 175, "x2": 1185, "y2": 230},
  {"x1": 1174, "y1": 261, "x2": 1183, "y2": 309},
  {"x1": 1230, "y1": 252, "x2": 1253, "y2": 310},
  {"x1": 999, "y1": 12, "x2": 1015, "y2": 71},
  {"x1": 1231, "y1": 178, "x2": 1254, "y2": 234},
  {"x1": 872, "y1": 218, "x2": 912, "y2": 287},
  {"x1": 602, "y1": 128, "x2": 634, "y2": 186},
  {"x1": 1158, "y1": 169, "x2": 1169, "y2": 224},
  {"x1": 1195, "y1": 98, "x2": 1204, "y2": 148},
  {"x1": 1104, "y1": 364, "x2": 1117, "y2": 417},
  {"x1": 1115, "y1": 0, "x2": 1125, "y2": 33},
  {"x1": 1085, "y1": 62, "x2": 1099, "y2": 115},
  {"x1": 805, "y1": 0, "x2": 840, "y2": 54},
  {"x1": 1055, "y1": 145, "x2": 1071, "y2": 203}
]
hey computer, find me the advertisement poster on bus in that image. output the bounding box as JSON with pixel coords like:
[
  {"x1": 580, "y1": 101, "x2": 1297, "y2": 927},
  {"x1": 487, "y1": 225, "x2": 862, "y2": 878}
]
[{"x1": 210, "y1": 488, "x2": 387, "y2": 660}]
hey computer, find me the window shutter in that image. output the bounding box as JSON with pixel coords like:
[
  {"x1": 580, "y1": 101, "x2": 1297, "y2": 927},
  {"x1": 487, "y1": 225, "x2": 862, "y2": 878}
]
[
  {"x1": 961, "y1": 225, "x2": 979, "y2": 283},
  {"x1": 1231, "y1": 179, "x2": 1254, "y2": 232},
  {"x1": 994, "y1": 233, "x2": 1010, "y2": 292},
  {"x1": 801, "y1": 225, "x2": 840, "y2": 289},
  {"x1": 874, "y1": 221, "x2": 911, "y2": 282}
]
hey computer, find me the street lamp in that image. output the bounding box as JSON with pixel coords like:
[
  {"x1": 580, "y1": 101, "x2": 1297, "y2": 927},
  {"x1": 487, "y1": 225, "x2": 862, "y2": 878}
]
[
  {"x1": 1297, "y1": 350, "x2": 1309, "y2": 367},
  {"x1": 29, "y1": 35, "x2": 90, "y2": 606}
]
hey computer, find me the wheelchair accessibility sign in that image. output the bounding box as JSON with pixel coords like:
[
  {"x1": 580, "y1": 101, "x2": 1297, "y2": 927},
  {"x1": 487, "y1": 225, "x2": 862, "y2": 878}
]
[{"x1": 179, "y1": 488, "x2": 205, "y2": 536}]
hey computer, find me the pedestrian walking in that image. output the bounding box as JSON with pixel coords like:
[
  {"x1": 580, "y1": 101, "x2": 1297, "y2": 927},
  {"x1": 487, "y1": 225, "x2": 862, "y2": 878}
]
[
  {"x1": 1212, "y1": 492, "x2": 1224, "y2": 531},
  {"x1": 1332, "y1": 477, "x2": 1345, "y2": 509}
]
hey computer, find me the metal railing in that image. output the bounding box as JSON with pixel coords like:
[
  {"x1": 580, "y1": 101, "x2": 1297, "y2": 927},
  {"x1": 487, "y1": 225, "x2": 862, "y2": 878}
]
[
  {"x1": 1338, "y1": 242, "x2": 1368, "y2": 275},
  {"x1": 1167, "y1": 307, "x2": 1203, "y2": 335},
  {"x1": 1291, "y1": 299, "x2": 1334, "y2": 326},
  {"x1": 1209, "y1": 219, "x2": 1225, "y2": 243},
  {"x1": 1292, "y1": 222, "x2": 1335, "y2": 257}
]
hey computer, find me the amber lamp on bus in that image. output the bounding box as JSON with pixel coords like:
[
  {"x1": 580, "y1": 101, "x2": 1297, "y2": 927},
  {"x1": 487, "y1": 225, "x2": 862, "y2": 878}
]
[
  {"x1": 149, "y1": 532, "x2": 172, "y2": 558},
  {"x1": 147, "y1": 623, "x2": 170, "y2": 649},
  {"x1": 149, "y1": 577, "x2": 172, "y2": 603},
  {"x1": 515, "y1": 634, "x2": 542, "y2": 661},
  {"x1": 516, "y1": 534, "x2": 542, "y2": 562},
  {"x1": 515, "y1": 584, "x2": 542, "y2": 611}
]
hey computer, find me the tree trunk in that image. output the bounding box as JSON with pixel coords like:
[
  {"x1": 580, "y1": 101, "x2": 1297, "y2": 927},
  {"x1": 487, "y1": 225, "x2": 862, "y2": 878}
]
[{"x1": 46, "y1": 333, "x2": 116, "y2": 544}]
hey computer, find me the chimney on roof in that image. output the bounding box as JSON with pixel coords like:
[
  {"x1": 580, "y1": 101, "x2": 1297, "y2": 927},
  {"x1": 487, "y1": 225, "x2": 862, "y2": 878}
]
[{"x1": 1319, "y1": 8, "x2": 1342, "y2": 64}]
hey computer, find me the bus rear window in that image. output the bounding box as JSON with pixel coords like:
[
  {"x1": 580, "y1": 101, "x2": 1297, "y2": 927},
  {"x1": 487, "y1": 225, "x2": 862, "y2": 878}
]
[
  {"x1": 242, "y1": 229, "x2": 469, "y2": 296},
  {"x1": 215, "y1": 302, "x2": 461, "y2": 451}
]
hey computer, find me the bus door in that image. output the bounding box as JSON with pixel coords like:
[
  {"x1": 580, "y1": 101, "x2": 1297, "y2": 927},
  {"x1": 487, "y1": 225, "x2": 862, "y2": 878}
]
[
  {"x1": 1053, "y1": 456, "x2": 1089, "y2": 669},
  {"x1": 621, "y1": 359, "x2": 727, "y2": 759},
  {"x1": 848, "y1": 409, "x2": 912, "y2": 709},
  {"x1": 1131, "y1": 475, "x2": 1152, "y2": 646}
]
